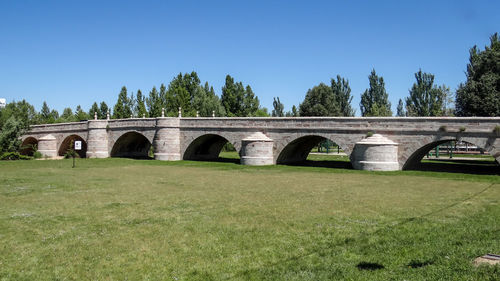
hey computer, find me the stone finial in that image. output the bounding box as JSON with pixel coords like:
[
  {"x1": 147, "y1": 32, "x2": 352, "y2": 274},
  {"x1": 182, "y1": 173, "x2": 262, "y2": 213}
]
[
  {"x1": 212, "y1": 110, "x2": 215, "y2": 117},
  {"x1": 107, "y1": 110, "x2": 110, "y2": 120},
  {"x1": 196, "y1": 111, "x2": 199, "y2": 117},
  {"x1": 130, "y1": 115, "x2": 133, "y2": 119},
  {"x1": 178, "y1": 107, "x2": 182, "y2": 118},
  {"x1": 94, "y1": 112, "x2": 97, "y2": 120},
  {"x1": 161, "y1": 108, "x2": 165, "y2": 118},
  {"x1": 143, "y1": 113, "x2": 146, "y2": 119}
]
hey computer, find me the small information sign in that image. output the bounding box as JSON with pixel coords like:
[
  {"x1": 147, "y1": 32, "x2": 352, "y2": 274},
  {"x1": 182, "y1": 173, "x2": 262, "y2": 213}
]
[{"x1": 74, "y1": 141, "x2": 82, "y2": 150}]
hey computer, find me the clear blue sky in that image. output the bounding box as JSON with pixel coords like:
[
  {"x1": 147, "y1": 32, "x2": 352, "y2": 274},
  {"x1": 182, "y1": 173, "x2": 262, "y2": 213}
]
[{"x1": 1, "y1": 0, "x2": 498, "y2": 115}]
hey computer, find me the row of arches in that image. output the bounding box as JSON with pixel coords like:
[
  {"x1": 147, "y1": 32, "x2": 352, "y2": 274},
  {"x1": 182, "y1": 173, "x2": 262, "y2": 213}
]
[{"x1": 21, "y1": 132, "x2": 499, "y2": 174}]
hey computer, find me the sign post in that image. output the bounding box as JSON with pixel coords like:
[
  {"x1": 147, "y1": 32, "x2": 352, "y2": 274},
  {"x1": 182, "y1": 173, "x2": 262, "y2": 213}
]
[{"x1": 73, "y1": 141, "x2": 82, "y2": 168}]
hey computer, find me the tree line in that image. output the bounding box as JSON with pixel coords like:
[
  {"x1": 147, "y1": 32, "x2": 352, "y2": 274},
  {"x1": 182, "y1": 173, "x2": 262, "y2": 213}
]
[{"x1": 0, "y1": 33, "x2": 498, "y2": 157}]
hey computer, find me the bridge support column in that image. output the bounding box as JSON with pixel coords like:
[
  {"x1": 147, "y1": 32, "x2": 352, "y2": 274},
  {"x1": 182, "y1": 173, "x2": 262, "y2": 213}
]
[
  {"x1": 240, "y1": 132, "x2": 274, "y2": 165},
  {"x1": 351, "y1": 134, "x2": 400, "y2": 171},
  {"x1": 154, "y1": 118, "x2": 181, "y2": 160},
  {"x1": 87, "y1": 120, "x2": 109, "y2": 158},
  {"x1": 38, "y1": 134, "x2": 57, "y2": 158}
]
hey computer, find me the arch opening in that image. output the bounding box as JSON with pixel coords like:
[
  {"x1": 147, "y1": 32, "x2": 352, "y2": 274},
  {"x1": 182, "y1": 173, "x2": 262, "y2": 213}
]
[
  {"x1": 183, "y1": 134, "x2": 239, "y2": 163},
  {"x1": 277, "y1": 135, "x2": 351, "y2": 169},
  {"x1": 58, "y1": 135, "x2": 87, "y2": 158},
  {"x1": 20, "y1": 137, "x2": 38, "y2": 156},
  {"x1": 404, "y1": 140, "x2": 499, "y2": 175},
  {"x1": 111, "y1": 132, "x2": 152, "y2": 159}
]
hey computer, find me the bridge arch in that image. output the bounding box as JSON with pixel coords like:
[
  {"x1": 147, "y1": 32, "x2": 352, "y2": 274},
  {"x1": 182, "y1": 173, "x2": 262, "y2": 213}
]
[
  {"x1": 110, "y1": 131, "x2": 152, "y2": 158},
  {"x1": 58, "y1": 134, "x2": 87, "y2": 158},
  {"x1": 182, "y1": 133, "x2": 240, "y2": 161},
  {"x1": 20, "y1": 136, "x2": 38, "y2": 156},
  {"x1": 276, "y1": 134, "x2": 352, "y2": 165},
  {"x1": 402, "y1": 136, "x2": 500, "y2": 170}
]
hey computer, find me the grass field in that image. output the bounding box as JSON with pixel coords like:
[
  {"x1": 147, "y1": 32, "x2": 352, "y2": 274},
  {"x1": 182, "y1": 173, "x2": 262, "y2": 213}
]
[{"x1": 1, "y1": 156, "x2": 499, "y2": 280}]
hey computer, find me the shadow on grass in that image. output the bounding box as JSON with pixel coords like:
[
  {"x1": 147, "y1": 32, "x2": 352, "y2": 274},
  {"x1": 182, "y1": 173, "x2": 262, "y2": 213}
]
[
  {"x1": 410, "y1": 159, "x2": 500, "y2": 175},
  {"x1": 286, "y1": 160, "x2": 353, "y2": 169},
  {"x1": 213, "y1": 157, "x2": 240, "y2": 164},
  {"x1": 356, "y1": 262, "x2": 385, "y2": 270}
]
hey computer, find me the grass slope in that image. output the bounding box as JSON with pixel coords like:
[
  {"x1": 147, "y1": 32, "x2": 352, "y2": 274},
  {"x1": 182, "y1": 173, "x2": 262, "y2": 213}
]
[{"x1": 0, "y1": 158, "x2": 499, "y2": 280}]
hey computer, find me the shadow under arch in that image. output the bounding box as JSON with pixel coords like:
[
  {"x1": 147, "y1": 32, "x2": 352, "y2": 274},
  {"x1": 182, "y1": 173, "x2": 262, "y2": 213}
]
[
  {"x1": 111, "y1": 131, "x2": 152, "y2": 159},
  {"x1": 277, "y1": 135, "x2": 352, "y2": 169},
  {"x1": 20, "y1": 137, "x2": 38, "y2": 156},
  {"x1": 59, "y1": 135, "x2": 87, "y2": 158},
  {"x1": 403, "y1": 139, "x2": 499, "y2": 175},
  {"x1": 183, "y1": 134, "x2": 239, "y2": 163}
]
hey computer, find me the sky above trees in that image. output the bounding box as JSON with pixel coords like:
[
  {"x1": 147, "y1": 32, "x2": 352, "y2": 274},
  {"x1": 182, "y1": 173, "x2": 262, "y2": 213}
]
[{"x1": 0, "y1": 0, "x2": 499, "y2": 115}]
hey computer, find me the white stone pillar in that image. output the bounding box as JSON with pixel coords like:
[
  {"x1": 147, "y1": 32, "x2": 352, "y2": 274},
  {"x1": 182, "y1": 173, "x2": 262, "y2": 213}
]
[
  {"x1": 38, "y1": 134, "x2": 57, "y2": 158},
  {"x1": 240, "y1": 132, "x2": 274, "y2": 165},
  {"x1": 87, "y1": 120, "x2": 109, "y2": 158},
  {"x1": 154, "y1": 118, "x2": 181, "y2": 160},
  {"x1": 351, "y1": 134, "x2": 399, "y2": 171}
]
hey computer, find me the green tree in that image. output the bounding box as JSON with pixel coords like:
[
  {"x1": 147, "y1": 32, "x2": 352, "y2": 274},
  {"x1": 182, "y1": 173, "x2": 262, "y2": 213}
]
[
  {"x1": 254, "y1": 107, "x2": 270, "y2": 117},
  {"x1": 113, "y1": 86, "x2": 132, "y2": 119},
  {"x1": 299, "y1": 83, "x2": 340, "y2": 116},
  {"x1": 136, "y1": 90, "x2": 148, "y2": 118},
  {"x1": 74, "y1": 105, "x2": 89, "y2": 121},
  {"x1": 40, "y1": 101, "x2": 51, "y2": 123},
  {"x1": 49, "y1": 109, "x2": 59, "y2": 123},
  {"x1": 0, "y1": 116, "x2": 24, "y2": 153},
  {"x1": 221, "y1": 75, "x2": 243, "y2": 116},
  {"x1": 272, "y1": 97, "x2": 285, "y2": 117},
  {"x1": 166, "y1": 72, "x2": 202, "y2": 116},
  {"x1": 88, "y1": 102, "x2": 100, "y2": 119},
  {"x1": 128, "y1": 92, "x2": 136, "y2": 117},
  {"x1": 0, "y1": 100, "x2": 37, "y2": 128},
  {"x1": 158, "y1": 84, "x2": 168, "y2": 113},
  {"x1": 456, "y1": 33, "x2": 500, "y2": 116},
  {"x1": 59, "y1": 107, "x2": 75, "y2": 122},
  {"x1": 396, "y1": 99, "x2": 405, "y2": 117},
  {"x1": 331, "y1": 75, "x2": 355, "y2": 116},
  {"x1": 360, "y1": 69, "x2": 392, "y2": 116},
  {"x1": 99, "y1": 102, "x2": 109, "y2": 119},
  {"x1": 242, "y1": 85, "x2": 260, "y2": 116},
  {"x1": 405, "y1": 70, "x2": 446, "y2": 116},
  {"x1": 192, "y1": 82, "x2": 226, "y2": 117},
  {"x1": 146, "y1": 86, "x2": 162, "y2": 117}
]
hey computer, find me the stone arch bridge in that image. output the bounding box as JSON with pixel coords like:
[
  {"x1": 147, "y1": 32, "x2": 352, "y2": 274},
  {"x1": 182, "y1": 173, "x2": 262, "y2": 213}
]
[{"x1": 21, "y1": 117, "x2": 500, "y2": 171}]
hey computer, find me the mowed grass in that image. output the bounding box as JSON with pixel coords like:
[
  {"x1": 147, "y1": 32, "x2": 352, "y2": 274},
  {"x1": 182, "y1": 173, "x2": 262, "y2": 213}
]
[{"x1": 0, "y1": 157, "x2": 499, "y2": 280}]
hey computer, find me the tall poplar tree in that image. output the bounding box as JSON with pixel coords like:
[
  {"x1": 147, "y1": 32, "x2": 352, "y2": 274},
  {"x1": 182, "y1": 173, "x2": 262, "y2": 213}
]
[
  {"x1": 99, "y1": 102, "x2": 109, "y2": 119},
  {"x1": 192, "y1": 82, "x2": 226, "y2": 117},
  {"x1": 40, "y1": 101, "x2": 51, "y2": 123},
  {"x1": 88, "y1": 102, "x2": 100, "y2": 119},
  {"x1": 221, "y1": 75, "x2": 260, "y2": 117},
  {"x1": 396, "y1": 99, "x2": 405, "y2": 117},
  {"x1": 113, "y1": 86, "x2": 132, "y2": 119},
  {"x1": 146, "y1": 86, "x2": 162, "y2": 117},
  {"x1": 405, "y1": 70, "x2": 446, "y2": 116},
  {"x1": 272, "y1": 97, "x2": 285, "y2": 117},
  {"x1": 331, "y1": 75, "x2": 355, "y2": 116},
  {"x1": 136, "y1": 90, "x2": 148, "y2": 117},
  {"x1": 360, "y1": 69, "x2": 392, "y2": 116}
]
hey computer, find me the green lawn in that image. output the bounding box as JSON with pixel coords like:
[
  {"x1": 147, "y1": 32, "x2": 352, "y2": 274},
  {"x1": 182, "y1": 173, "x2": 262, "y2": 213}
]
[{"x1": 1, "y1": 158, "x2": 499, "y2": 280}]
